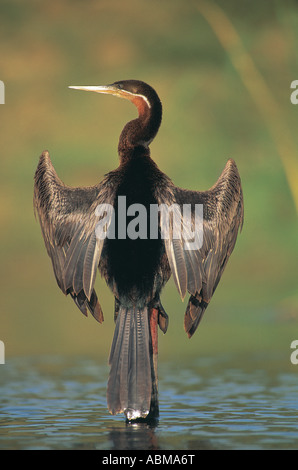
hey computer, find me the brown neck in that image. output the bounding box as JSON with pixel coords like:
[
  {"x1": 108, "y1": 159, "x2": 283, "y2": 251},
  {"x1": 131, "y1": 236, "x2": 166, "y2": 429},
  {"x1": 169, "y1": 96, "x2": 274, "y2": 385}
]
[{"x1": 118, "y1": 92, "x2": 162, "y2": 157}]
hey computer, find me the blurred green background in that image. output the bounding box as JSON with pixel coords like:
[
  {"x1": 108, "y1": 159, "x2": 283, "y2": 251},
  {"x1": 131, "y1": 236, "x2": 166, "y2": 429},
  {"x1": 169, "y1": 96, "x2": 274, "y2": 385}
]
[{"x1": 0, "y1": 0, "x2": 297, "y2": 367}]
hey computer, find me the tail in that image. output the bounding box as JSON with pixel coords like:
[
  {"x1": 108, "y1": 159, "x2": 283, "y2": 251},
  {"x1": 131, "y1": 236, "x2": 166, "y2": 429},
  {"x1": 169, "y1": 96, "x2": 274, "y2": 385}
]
[{"x1": 107, "y1": 305, "x2": 152, "y2": 420}]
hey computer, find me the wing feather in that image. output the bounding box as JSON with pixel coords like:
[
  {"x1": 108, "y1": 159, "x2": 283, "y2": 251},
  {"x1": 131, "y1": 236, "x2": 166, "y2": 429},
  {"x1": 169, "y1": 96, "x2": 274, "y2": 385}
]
[
  {"x1": 156, "y1": 158, "x2": 243, "y2": 337},
  {"x1": 34, "y1": 150, "x2": 116, "y2": 321}
]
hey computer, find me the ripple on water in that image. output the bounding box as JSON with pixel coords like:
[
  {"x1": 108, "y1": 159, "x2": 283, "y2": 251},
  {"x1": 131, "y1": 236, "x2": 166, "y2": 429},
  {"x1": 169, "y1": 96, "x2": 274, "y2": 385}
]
[{"x1": 0, "y1": 355, "x2": 298, "y2": 450}]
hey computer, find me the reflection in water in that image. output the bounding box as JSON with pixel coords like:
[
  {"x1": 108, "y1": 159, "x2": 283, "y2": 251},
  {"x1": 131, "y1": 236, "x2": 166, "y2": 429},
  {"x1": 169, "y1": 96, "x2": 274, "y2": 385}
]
[
  {"x1": 109, "y1": 421, "x2": 159, "y2": 450},
  {"x1": 0, "y1": 355, "x2": 298, "y2": 450}
]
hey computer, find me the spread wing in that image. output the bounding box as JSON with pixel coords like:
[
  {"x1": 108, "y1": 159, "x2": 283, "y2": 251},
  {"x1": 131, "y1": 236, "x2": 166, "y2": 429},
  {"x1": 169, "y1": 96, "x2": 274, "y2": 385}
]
[
  {"x1": 156, "y1": 159, "x2": 244, "y2": 337},
  {"x1": 33, "y1": 150, "x2": 116, "y2": 322}
]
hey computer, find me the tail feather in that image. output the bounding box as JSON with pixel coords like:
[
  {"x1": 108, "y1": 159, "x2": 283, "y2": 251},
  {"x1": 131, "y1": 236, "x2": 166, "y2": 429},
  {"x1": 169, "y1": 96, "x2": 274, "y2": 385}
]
[{"x1": 107, "y1": 306, "x2": 152, "y2": 420}]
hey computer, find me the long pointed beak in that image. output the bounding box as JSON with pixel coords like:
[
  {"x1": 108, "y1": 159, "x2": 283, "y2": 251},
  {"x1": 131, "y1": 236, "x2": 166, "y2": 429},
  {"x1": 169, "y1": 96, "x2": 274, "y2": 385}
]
[
  {"x1": 68, "y1": 84, "x2": 149, "y2": 109},
  {"x1": 68, "y1": 85, "x2": 121, "y2": 97}
]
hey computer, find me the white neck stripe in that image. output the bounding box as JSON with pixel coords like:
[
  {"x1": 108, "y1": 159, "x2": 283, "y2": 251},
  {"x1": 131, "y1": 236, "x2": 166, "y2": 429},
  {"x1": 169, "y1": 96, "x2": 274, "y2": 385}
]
[{"x1": 125, "y1": 91, "x2": 151, "y2": 109}]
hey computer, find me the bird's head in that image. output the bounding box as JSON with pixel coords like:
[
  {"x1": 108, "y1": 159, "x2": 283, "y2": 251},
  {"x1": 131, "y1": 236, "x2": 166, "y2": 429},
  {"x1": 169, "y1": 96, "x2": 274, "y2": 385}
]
[
  {"x1": 69, "y1": 80, "x2": 159, "y2": 116},
  {"x1": 69, "y1": 79, "x2": 162, "y2": 153}
]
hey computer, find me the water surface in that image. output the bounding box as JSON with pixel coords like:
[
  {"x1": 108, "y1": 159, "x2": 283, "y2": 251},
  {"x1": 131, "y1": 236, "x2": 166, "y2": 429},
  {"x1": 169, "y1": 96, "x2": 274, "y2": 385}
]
[{"x1": 0, "y1": 355, "x2": 297, "y2": 450}]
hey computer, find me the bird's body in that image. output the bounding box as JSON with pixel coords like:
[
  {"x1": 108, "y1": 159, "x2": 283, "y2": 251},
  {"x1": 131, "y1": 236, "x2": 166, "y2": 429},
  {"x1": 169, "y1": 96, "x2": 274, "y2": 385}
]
[
  {"x1": 34, "y1": 80, "x2": 243, "y2": 420},
  {"x1": 101, "y1": 151, "x2": 169, "y2": 305}
]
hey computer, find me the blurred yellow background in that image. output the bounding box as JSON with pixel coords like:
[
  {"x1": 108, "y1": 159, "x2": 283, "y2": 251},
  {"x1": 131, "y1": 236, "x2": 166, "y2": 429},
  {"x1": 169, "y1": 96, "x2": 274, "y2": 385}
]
[{"x1": 0, "y1": 0, "x2": 297, "y2": 365}]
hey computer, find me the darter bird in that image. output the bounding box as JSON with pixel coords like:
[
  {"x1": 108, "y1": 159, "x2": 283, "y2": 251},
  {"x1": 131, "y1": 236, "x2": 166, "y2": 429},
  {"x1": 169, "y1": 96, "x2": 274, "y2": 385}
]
[{"x1": 34, "y1": 80, "x2": 243, "y2": 421}]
